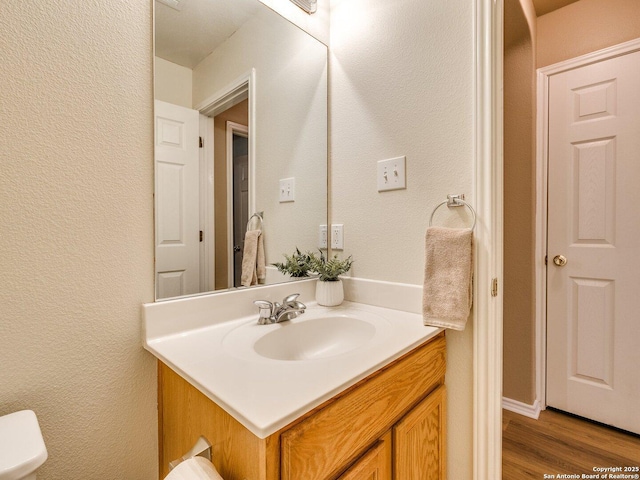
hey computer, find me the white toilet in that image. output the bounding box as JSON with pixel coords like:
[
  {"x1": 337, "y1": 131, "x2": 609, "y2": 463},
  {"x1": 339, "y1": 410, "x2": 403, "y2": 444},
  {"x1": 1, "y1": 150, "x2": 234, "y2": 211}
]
[{"x1": 0, "y1": 410, "x2": 48, "y2": 480}]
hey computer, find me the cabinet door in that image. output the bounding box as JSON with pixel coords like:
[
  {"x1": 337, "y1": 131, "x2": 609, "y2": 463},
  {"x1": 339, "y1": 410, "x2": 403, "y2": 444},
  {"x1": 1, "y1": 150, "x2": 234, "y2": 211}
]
[
  {"x1": 393, "y1": 385, "x2": 446, "y2": 480},
  {"x1": 280, "y1": 335, "x2": 446, "y2": 480},
  {"x1": 338, "y1": 431, "x2": 392, "y2": 480}
]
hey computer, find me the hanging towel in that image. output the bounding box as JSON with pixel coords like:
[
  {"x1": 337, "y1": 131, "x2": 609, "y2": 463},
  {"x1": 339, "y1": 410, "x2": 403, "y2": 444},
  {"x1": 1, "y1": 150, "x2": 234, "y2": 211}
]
[
  {"x1": 256, "y1": 231, "x2": 266, "y2": 283},
  {"x1": 422, "y1": 226, "x2": 473, "y2": 330},
  {"x1": 164, "y1": 457, "x2": 224, "y2": 480},
  {"x1": 241, "y1": 230, "x2": 265, "y2": 287}
]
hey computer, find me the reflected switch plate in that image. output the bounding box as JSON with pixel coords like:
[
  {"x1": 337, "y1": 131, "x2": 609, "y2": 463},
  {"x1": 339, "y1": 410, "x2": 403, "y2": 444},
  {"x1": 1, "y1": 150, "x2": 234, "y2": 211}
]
[{"x1": 279, "y1": 178, "x2": 295, "y2": 202}]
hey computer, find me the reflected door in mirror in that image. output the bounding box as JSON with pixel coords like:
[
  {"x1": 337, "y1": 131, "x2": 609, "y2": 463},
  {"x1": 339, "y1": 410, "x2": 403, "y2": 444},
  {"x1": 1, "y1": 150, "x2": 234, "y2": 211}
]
[{"x1": 155, "y1": 100, "x2": 200, "y2": 299}]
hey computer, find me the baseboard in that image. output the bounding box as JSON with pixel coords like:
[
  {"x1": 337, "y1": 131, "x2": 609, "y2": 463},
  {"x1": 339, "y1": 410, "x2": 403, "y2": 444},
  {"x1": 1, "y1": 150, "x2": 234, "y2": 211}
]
[{"x1": 502, "y1": 397, "x2": 541, "y2": 419}]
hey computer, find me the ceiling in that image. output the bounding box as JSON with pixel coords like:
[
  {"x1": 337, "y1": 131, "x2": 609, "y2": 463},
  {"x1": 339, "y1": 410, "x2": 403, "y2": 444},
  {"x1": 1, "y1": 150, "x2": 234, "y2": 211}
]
[
  {"x1": 154, "y1": 0, "x2": 262, "y2": 69},
  {"x1": 531, "y1": 0, "x2": 581, "y2": 16},
  {"x1": 156, "y1": 0, "x2": 582, "y2": 69}
]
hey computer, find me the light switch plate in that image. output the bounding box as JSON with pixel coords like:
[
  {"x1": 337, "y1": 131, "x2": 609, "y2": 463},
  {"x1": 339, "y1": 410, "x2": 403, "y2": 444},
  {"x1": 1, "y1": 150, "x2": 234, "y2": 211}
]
[
  {"x1": 377, "y1": 156, "x2": 406, "y2": 192},
  {"x1": 279, "y1": 177, "x2": 295, "y2": 202}
]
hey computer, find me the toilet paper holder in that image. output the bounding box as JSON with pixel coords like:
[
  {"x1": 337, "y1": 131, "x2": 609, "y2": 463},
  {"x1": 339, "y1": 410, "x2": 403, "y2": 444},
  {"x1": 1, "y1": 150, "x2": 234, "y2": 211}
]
[{"x1": 168, "y1": 436, "x2": 212, "y2": 471}]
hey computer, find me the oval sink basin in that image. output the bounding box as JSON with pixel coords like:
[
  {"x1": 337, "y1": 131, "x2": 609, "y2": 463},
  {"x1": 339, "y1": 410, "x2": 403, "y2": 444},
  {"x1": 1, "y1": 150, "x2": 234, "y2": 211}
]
[{"x1": 253, "y1": 316, "x2": 376, "y2": 361}]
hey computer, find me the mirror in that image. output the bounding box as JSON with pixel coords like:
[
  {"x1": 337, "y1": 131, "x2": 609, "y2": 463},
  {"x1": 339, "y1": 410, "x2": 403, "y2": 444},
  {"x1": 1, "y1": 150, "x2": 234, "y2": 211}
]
[{"x1": 153, "y1": 0, "x2": 328, "y2": 300}]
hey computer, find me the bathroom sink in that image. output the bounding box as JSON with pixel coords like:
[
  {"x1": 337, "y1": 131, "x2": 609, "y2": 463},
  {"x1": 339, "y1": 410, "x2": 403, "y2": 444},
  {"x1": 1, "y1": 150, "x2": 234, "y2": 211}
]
[
  {"x1": 253, "y1": 316, "x2": 376, "y2": 361},
  {"x1": 221, "y1": 310, "x2": 388, "y2": 362},
  {"x1": 144, "y1": 295, "x2": 444, "y2": 438}
]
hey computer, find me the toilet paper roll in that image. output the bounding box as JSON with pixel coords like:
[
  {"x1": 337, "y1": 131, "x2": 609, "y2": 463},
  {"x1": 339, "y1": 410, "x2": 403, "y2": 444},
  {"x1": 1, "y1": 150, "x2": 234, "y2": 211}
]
[{"x1": 164, "y1": 457, "x2": 224, "y2": 480}]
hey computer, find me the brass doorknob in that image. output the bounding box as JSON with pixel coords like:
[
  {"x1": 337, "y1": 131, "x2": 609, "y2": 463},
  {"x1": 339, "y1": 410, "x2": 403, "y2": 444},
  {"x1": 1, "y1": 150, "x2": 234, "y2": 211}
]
[{"x1": 553, "y1": 255, "x2": 567, "y2": 267}]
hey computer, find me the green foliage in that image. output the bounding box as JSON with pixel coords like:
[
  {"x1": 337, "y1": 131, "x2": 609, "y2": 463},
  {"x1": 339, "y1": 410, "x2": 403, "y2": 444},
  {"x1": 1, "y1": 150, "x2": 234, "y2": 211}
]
[
  {"x1": 272, "y1": 248, "x2": 312, "y2": 277},
  {"x1": 309, "y1": 250, "x2": 353, "y2": 282}
]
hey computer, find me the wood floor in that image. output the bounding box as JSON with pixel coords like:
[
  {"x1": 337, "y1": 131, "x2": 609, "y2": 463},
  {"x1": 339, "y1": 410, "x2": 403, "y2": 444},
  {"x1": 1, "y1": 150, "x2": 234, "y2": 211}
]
[{"x1": 503, "y1": 409, "x2": 640, "y2": 479}]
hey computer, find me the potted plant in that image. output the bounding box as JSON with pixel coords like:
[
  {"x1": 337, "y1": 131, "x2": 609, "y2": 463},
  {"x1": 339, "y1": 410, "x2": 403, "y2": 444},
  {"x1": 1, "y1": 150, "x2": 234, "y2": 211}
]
[
  {"x1": 309, "y1": 251, "x2": 353, "y2": 306},
  {"x1": 272, "y1": 247, "x2": 313, "y2": 278}
]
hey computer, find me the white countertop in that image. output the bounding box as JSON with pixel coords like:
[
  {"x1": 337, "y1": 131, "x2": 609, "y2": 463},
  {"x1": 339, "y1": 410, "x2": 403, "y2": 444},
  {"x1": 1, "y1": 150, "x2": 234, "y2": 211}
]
[{"x1": 142, "y1": 280, "x2": 442, "y2": 439}]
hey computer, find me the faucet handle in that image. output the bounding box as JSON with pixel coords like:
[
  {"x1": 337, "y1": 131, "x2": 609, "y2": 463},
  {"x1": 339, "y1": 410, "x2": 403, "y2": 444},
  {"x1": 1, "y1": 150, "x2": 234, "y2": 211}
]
[
  {"x1": 282, "y1": 293, "x2": 300, "y2": 305},
  {"x1": 254, "y1": 300, "x2": 273, "y2": 325}
]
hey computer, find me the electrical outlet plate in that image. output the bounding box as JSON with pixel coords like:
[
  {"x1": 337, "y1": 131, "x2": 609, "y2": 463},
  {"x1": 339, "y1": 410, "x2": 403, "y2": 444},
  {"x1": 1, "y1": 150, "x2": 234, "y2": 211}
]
[
  {"x1": 377, "y1": 156, "x2": 406, "y2": 192},
  {"x1": 319, "y1": 225, "x2": 328, "y2": 248},
  {"x1": 331, "y1": 224, "x2": 344, "y2": 250},
  {"x1": 279, "y1": 177, "x2": 295, "y2": 202}
]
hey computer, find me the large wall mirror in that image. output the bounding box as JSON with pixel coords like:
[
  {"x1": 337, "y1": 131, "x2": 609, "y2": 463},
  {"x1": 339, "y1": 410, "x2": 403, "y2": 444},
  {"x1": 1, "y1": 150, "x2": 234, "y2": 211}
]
[{"x1": 154, "y1": 0, "x2": 328, "y2": 300}]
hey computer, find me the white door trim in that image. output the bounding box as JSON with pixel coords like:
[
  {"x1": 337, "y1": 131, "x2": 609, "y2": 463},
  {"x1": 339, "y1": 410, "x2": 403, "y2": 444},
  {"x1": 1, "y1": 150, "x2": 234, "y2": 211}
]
[
  {"x1": 475, "y1": 0, "x2": 503, "y2": 479},
  {"x1": 535, "y1": 37, "x2": 640, "y2": 413},
  {"x1": 199, "y1": 115, "x2": 215, "y2": 292},
  {"x1": 195, "y1": 69, "x2": 256, "y2": 120},
  {"x1": 226, "y1": 121, "x2": 250, "y2": 288}
]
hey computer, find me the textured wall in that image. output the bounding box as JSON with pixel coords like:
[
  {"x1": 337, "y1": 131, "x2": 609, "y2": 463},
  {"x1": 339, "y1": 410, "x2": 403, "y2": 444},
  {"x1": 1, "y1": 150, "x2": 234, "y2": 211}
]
[
  {"x1": 329, "y1": 0, "x2": 474, "y2": 477},
  {"x1": 0, "y1": 1, "x2": 157, "y2": 479},
  {"x1": 537, "y1": 0, "x2": 640, "y2": 67}
]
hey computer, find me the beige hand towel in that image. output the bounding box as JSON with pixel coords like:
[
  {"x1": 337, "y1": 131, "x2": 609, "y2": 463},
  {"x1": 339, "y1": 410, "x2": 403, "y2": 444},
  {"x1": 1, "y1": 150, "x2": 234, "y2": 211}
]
[
  {"x1": 256, "y1": 231, "x2": 266, "y2": 283},
  {"x1": 422, "y1": 226, "x2": 473, "y2": 330},
  {"x1": 241, "y1": 230, "x2": 262, "y2": 287}
]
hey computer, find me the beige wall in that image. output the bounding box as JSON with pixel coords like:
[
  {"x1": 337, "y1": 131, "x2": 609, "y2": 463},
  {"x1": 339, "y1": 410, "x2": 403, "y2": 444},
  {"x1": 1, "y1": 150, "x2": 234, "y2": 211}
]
[
  {"x1": 154, "y1": 57, "x2": 193, "y2": 108},
  {"x1": 503, "y1": 0, "x2": 537, "y2": 405},
  {"x1": 330, "y1": 0, "x2": 474, "y2": 477},
  {"x1": 0, "y1": 2, "x2": 157, "y2": 480},
  {"x1": 537, "y1": 0, "x2": 640, "y2": 67}
]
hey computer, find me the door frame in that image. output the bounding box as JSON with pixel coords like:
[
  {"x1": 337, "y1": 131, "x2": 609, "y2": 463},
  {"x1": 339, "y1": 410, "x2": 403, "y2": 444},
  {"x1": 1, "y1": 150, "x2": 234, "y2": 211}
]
[
  {"x1": 475, "y1": 0, "x2": 503, "y2": 479},
  {"x1": 226, "y1": 121, "x2": 250, "y2": 288},
  {"x1": 534, "y1": 37, "x2": 640, "y2": 414},
  {"x1": 194, "y1": 69, "x2": 256, "y2": 290},
  {"x1": 199, "y1": 115, "x2": 215, "y2": 293}
]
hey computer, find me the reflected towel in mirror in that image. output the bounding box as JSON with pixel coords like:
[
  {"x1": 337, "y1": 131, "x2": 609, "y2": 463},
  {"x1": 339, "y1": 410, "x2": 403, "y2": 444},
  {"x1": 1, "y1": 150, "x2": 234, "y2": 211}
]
[{"x1": 241, "y1": 230, "x2": 265, "y2": 287}]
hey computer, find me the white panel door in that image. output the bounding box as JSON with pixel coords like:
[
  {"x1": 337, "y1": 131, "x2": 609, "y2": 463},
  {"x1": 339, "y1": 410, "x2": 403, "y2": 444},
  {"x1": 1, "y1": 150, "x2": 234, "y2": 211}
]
[
  {"x1": 155, "y1": 100, "x2": 200, "y2": 299},
  {"x1": 547, "y1": 50, "x2": 640, "y2": 434}
]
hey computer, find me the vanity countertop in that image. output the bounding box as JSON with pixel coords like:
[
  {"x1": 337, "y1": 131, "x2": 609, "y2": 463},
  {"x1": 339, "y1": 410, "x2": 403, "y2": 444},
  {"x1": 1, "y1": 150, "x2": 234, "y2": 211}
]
[{"x1": 143, "y1": 296, "x2": 442, "y2": 439}]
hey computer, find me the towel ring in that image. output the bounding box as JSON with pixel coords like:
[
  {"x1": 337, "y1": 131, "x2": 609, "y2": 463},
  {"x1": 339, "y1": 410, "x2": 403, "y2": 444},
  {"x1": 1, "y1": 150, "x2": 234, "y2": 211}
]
[
  {"x1": 429, "y1": 195, "x2": 476, "y2": 231},
  {"x1": 247, "y1": 212, "x2": 264, "y2": 232}
]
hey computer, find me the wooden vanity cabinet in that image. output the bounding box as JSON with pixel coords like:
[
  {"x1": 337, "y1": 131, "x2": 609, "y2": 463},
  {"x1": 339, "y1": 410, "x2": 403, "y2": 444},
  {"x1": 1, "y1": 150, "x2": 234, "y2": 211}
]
[
  {"x1": 334, "y1": 385, "x2": 446, "y2": 480},
  {"x1": 158, "y1": 332, "x2": 446, "y2": 480},
  {"x1": 393, "y1": 385, "x2": 446, "y2": 480},
  {"x1": 337, "y1": 431, "x2": 392, "y2": 480}
]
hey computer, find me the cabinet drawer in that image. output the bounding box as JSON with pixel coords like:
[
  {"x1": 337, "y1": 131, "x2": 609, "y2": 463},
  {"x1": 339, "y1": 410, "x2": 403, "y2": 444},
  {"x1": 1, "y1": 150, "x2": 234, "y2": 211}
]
[{"x1": 280, "y1": 333, "x2": 446, "y2": 480}]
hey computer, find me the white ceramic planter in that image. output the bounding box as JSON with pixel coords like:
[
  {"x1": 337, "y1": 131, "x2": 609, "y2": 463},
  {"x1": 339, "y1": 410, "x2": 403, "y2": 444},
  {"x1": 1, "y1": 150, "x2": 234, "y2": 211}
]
[{"x1": 316, "y1": 279, "x2": 344, "y2": 306}]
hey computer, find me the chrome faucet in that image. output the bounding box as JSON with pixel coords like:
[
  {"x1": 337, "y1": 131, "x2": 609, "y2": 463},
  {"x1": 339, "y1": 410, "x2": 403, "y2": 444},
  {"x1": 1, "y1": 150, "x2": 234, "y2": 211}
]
[{"x1": 254, "y1": 293, "x2": 306, "y2": 325}]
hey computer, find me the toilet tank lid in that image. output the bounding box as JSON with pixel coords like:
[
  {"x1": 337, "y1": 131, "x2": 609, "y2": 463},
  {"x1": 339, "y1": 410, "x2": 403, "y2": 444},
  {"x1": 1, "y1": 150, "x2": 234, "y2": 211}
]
[{"x1": 0, "y1": 410, "x2": 48, "y2": 480}]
